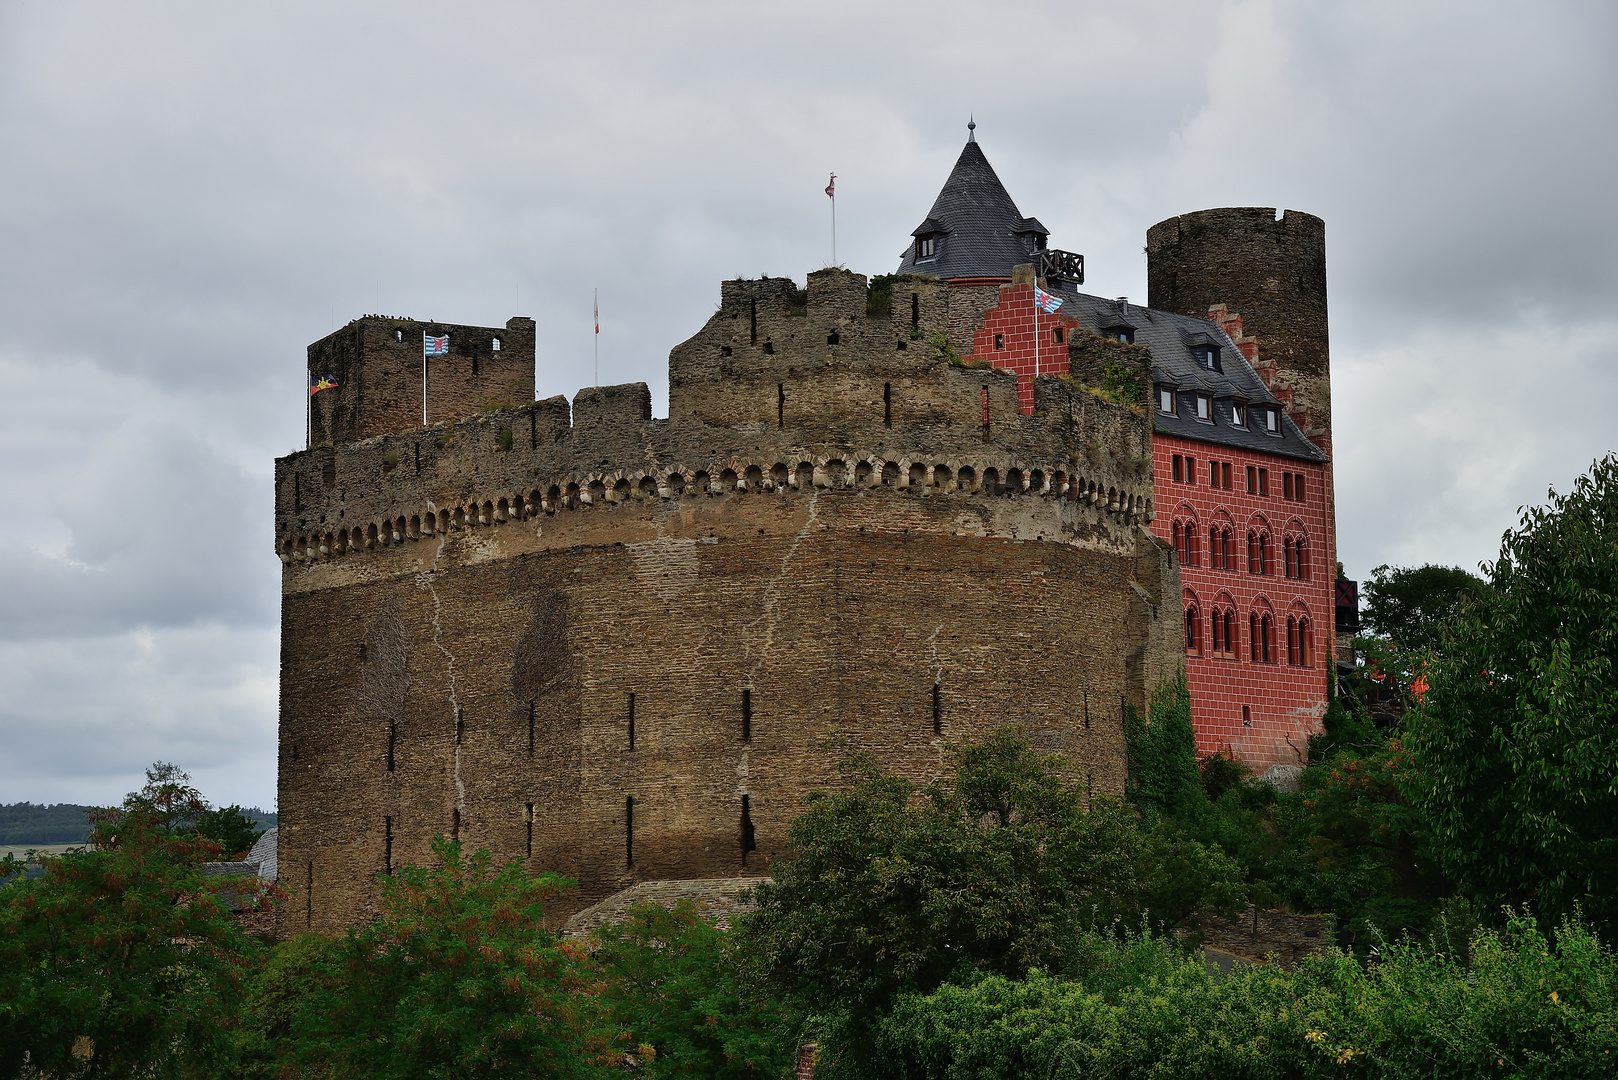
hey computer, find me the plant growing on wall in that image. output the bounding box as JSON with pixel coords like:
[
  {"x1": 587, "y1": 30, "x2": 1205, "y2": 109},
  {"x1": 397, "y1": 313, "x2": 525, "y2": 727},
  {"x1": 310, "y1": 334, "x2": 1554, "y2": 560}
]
[{"x1": 1100, "y1": 360, "x2": 1146, "y2": 407}]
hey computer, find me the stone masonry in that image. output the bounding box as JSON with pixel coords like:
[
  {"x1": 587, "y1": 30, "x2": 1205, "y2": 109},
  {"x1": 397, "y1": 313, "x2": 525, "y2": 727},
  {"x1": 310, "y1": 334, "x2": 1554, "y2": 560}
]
[{"x1": 275, "y1": 267, "x2": 1183, "y2": 933}]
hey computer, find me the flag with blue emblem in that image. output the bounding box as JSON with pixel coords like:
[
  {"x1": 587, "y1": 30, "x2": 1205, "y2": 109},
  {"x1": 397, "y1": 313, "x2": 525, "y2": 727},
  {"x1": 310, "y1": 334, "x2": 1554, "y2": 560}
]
[
  {"x1": 424, "y1": 333, "x2": 449, "y2": 356},
  {"x1": 1033, "y1": 285, "x2": 1063, "y2": 314}
]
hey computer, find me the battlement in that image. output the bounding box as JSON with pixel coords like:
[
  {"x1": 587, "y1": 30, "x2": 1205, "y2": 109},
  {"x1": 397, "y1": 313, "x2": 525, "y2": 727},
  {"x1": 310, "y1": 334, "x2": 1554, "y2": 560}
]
[
  {"x1": 280, "y1": 267, "x2": 1157, "y2": 564},
  {"x1": 274, "y1": 371, "x2": 1155, "y2": 566},
  {"x1": 307, "y1": 315, "x2": 536, "y2": 447}
]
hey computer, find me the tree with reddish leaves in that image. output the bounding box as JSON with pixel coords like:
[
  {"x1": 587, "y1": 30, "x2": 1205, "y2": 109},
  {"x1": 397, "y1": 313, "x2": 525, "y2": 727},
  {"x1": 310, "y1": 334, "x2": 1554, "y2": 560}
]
[
  {"x1": 290, "y1": 836, "x2": 620, "y2": 1079},
  {"x1": 0, "y1": 765, "x2": 273, "y2": 1077}
]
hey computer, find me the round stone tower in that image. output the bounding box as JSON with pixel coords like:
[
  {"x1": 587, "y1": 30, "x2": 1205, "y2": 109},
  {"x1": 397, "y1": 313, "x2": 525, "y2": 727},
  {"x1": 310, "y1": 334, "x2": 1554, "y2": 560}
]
[{"x1": 1145, "y1": 208, "x2": 1330, "y2": 447}]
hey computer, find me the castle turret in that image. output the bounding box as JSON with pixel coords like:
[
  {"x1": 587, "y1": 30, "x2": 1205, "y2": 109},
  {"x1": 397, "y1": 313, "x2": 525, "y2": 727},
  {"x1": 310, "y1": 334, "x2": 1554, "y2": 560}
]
[
  {"x1": 306, "y1": 315, "x2": 536, "y2": 448},
  {"x1": 894, "y1": 124, "x2": 1051, "y2": 283},
  {"x1": 1144, "y1": 209, "x2": 1330, "y2": 450}
]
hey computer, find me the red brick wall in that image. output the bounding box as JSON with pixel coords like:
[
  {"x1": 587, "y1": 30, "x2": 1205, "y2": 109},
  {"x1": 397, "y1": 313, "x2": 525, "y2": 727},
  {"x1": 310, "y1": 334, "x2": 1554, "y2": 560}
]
[
  {"x1": 1150, "y1": 432, "x2": 1335, "y2": 773},
  {"x1": 968, "y1": 280, "x2": 1079, "y2": 414}
]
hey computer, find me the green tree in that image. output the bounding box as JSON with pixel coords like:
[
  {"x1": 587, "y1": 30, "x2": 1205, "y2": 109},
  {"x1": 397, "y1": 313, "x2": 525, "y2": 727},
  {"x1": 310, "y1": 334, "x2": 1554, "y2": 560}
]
[
  {"x1": 1361, "y1": 562, "x2": 1488, "y2": 656},
  {"x1": 293, "y1": 836, "x2": 617, "y2": 1079},
  {"x1": 1408, "y1": 455, "x2": 1618, "y2": 932},
  {"x1": 122, "y1": 759, "x2": 210, "y2": 836},
  {"x1": 590, "y1": 900, "x2": 800, "y2": 1078},
  {"x1": 195, "y1": 805, "x2": 265, "y2": 859},
  {"x1": 0, "y1": 802, "x2": 267, "y2": 1077},
  {"x1": 741, "y1": 727, "x2": 1242, "y2": 1044}
]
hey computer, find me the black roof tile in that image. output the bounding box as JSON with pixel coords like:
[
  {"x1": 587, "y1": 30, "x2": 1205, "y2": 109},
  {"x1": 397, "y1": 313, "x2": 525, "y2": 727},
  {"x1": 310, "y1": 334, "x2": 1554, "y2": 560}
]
[
  {"x1": 894, "y1": 133, "x2": 1327, "y2": 464},
  {"x1": 1054, "y1": 285, "x2": 1326, "y2": 463},
  {"x1": 895, "y1": 138, "x2": 1047, "y2": 279}
]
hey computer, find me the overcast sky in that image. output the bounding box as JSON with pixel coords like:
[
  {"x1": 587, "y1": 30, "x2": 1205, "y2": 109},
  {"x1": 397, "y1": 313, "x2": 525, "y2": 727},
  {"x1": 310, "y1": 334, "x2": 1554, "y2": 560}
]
[{"x1": 1, "y1": 1, "x2": 1613, "y2": 810}]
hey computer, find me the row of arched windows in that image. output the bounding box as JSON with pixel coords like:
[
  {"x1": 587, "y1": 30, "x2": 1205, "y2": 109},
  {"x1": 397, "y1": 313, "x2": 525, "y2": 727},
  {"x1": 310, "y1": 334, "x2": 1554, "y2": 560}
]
[
  {"x1": 1184, "y1": 595, "x2": 1315, "y2": 667},
  {"x1": 1172, "y1": 514, "x2": 1311, "y2": 581}
]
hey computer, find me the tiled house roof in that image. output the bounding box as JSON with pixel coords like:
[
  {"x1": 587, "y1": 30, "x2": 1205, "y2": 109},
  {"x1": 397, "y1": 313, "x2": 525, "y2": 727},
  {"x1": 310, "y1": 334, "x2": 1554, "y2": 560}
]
[{"x1": 897, "y1": 131, "x2": 1325, "y2": 463}]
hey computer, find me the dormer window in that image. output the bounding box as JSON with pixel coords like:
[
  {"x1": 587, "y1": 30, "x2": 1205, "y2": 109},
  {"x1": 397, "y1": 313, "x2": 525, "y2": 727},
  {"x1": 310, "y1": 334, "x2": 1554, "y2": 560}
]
[
  {"x1": 1231, "y1": 402, "x2": 1247, "y2": 428},
  {"x1": 1196, "y1": 346, "x2": 1219, "y2": 370},
  {"x1": 1034, "y1": 234, "x2": 1048, "y2": 251},
  {"x1": 1194, "y1": 394, "x2": 1211, "y2": 421},
  {"x1": 917, "y1": 236, "x2": 937, "y2": 259},
  {"x1": 1157, "y1": 387, "x2": 1175, "y2": 414},
  {"x1": 491, "y1": 336, "x2": 502, "y2": 352},
  {"x1": 1261, "y1": 407, "x2": 1281, "y2": 434}
]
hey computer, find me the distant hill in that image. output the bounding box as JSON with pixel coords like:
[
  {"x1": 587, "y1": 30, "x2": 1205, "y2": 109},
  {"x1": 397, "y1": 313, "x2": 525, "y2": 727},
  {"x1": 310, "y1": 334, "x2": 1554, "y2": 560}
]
[{"x1": 0, "y1": 803, "x2": 277, "y2": 846}]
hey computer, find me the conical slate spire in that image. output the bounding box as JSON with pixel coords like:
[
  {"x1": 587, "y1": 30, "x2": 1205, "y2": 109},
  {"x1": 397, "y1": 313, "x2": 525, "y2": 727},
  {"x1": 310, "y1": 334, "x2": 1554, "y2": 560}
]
[{"x1": 895, "y1": 132, "x2": 1049, "y2": 280}]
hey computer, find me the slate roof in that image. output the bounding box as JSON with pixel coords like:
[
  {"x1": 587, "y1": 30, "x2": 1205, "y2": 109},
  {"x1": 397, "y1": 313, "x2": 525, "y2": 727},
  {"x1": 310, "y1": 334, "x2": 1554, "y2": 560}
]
[
  {"x1": 894, "y1": 131, "x2": 1327, "y2": 463},
  {"x1": 1053, "y1": 286, "x2": 1326, "y2": 463},
  {"x1": 895, "y1": 136, "x2": 1049, "y2": 279}
]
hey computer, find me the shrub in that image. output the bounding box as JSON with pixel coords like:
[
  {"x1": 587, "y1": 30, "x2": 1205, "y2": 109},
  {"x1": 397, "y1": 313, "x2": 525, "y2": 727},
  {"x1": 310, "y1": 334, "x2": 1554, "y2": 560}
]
[
  {"x1": 291, "y1": 837, "x2": 617, "y2": 1078},
  {"x1": 591, "y1": 900, "x2": 800, "y2": 1077},
  {"x1": 872, "y1": 912, "x2": 1618, "y2": 1079}
]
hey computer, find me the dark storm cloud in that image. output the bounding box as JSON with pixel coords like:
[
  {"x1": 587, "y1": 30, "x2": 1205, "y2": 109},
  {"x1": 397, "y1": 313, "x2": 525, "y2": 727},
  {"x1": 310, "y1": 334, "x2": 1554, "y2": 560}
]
[{"x1": 0, "y1": 0, "x2": 1612, "y2": 806}]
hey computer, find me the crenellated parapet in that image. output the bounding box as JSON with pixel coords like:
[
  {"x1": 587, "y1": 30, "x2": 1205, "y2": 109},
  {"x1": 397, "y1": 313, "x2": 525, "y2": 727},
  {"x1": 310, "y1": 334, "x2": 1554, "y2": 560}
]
[
  {"x1": 274, "y1": 383, "x2": 1155, "y2": 567},
  {"x1": 277, "y1": 268, "x2": 1158, "y2": 568}
]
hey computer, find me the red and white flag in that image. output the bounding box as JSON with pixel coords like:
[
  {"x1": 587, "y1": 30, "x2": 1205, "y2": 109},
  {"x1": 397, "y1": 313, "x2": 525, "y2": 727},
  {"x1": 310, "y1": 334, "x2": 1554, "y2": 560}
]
[{"x1": 825, "y1": 173, "x2": 836, "y2": 198}]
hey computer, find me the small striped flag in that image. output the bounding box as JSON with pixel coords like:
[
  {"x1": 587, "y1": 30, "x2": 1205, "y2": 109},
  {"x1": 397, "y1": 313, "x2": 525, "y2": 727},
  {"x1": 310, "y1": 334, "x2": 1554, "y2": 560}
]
[
  {"x1": 424, "y1": 333, "x2": 449, "y2": 356},
  {"x1": 1033, "y1": 285, "x2": 1063, "y2": 314}
]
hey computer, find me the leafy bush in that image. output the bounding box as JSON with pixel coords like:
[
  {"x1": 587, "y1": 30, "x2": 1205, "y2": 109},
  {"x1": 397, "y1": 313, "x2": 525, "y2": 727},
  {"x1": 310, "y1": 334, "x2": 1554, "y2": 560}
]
[
  {"x1": 865, "y1": 273, "x2": 926, "y2": 318},
  {"x1": 873, "y1": 912, "x2": 1618, "y2": 1079},
  {"x1": 290, "y1": 837, "x2": 617, "y2": 1078},
  {"x1": 196, "y1": 804, "x2": 266, "y2": 859},
  {"x1": 1124, "y1": 676, "x2": 1202, "y2": 817},
  {"x1": 1361, "y1": 562, "x2": 1488, "y2": 656},
  {"x1": 591, "y1": 900, "x2": 800, "y2": 1077},
  {"x1": 741, "y1": 725, "x2": 1244, "y2": 1053}
]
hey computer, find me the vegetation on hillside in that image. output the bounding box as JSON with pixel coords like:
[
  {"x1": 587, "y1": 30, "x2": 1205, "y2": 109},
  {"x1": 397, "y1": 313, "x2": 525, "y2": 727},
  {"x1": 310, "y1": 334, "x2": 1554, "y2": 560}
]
[
  {"x1": 2, "y1": 455, "x2": 1615, "y2": 1077},
  {"x1": 0, "y1": 794, "x2": 276, "y2": 847}
]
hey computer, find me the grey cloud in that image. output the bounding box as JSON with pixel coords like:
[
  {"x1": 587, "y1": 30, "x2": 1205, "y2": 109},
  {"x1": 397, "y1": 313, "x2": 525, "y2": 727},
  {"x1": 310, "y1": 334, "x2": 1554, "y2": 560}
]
[{"x1": 0, "y1": 0, "x2": 1613, "y2": 804}]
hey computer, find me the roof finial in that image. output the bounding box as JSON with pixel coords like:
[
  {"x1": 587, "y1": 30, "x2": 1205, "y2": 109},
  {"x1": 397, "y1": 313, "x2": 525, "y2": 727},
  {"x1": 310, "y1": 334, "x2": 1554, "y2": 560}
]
[{"x1": 967, "y1": 115, "x2": 976, "y2": 142}]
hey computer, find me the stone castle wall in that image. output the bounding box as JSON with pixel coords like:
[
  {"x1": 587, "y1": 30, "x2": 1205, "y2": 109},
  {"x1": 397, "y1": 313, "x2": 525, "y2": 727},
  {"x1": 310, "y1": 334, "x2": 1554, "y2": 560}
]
[
  {"x1": 307, "y1": 315, "x2": 537, "y2": 447},
  {"x1": 274, "y1": 269, "x2": 1183, "y2": 934},
  {"x1": 1146, "y1": 209, "x2": 1329, "y2": 442}
]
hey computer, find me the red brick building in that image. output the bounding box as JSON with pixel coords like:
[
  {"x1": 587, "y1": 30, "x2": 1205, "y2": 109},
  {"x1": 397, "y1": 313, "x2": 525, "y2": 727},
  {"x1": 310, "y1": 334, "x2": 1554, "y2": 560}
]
[{"x1": 899, "y1": 127, "x2": 1336, "y2": 776}]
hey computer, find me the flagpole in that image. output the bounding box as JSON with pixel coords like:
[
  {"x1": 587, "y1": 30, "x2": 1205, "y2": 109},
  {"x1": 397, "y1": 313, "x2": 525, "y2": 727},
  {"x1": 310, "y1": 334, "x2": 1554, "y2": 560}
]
[
  {"x1": 826, "y1": 173, "x2": 837, "y2": 266},
  {"x1": 594, "y1": 288, "x2": 599, "y2": 388},
  {"x1": 422, "y1": 345, "x2": 428, "y2": 426}
]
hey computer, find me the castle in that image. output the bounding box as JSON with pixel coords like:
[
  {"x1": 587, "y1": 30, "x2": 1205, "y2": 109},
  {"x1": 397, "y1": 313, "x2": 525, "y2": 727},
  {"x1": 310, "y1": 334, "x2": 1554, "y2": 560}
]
[{"x1": 274, "y1": 127, "x2": 1335, "y2": 931}]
